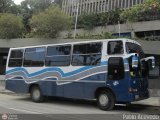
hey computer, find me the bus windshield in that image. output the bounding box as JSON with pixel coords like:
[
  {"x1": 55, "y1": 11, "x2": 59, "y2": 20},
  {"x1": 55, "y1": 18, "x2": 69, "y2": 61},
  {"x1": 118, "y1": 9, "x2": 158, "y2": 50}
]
[{"x1": 126, "y1": 42, "x2": 145, "y2": 59}]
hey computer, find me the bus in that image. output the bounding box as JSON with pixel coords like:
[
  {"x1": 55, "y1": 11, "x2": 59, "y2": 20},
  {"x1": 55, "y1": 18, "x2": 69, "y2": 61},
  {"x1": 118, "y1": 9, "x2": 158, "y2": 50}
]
[{"x1": 5, "y1": 39, "x2": 155, "y2": 110}]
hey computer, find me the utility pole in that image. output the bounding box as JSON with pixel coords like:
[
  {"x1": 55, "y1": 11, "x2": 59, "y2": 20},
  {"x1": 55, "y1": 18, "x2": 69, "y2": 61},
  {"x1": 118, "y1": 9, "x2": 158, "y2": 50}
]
[
  {"x1": 118, "y1": 19, "x2": 121, "y2": 37},
  {"x1": 74, "y1": 1, "x2": 79, "y2": 39}
]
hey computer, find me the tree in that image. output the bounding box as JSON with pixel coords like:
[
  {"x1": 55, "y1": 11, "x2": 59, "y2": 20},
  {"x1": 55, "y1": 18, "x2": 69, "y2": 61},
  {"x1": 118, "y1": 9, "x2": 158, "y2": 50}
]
[
  {"x1": 30, "y1": 6, "x2": 71, "y2": 38},
  {"x1": 20, "y1": 0, "x2": 55, "y2": 33},
  {"x1": 76, "y1": 8, "x2": 123, "y2": 30},
  {"x1": 21, "y1": 0, "x2": 54, "y2": 14},
  {"x1": 77, "y1": 13, "x2": 98, "y2": 30},
  {"x1": 0, "y1": 13, "x2": 24, "y2": 39},
  {"x1": 0, "y1": 0, "x2": 14, "y2": 13},
  {"x1": 120, "y1": 0, "x2": 160, "y2": 22},
  {"x1": 54, "y1": 0, "x2": 62, "y2": 7},
  {"x1": 0, "y1": 0, "x2": 23, "y2": 15},
  {"x1": 8, "y1": 4, "x2": 22, "y2": 15}
]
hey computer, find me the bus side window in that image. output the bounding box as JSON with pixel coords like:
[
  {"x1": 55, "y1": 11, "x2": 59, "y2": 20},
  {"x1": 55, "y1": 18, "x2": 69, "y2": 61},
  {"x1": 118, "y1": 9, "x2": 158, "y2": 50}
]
[
  {"x1": 108, "y1": 57, "x2": 124, "y2": 80},
  {"x1": 45, "y1": 45, "x2": 71, "y2": 66},
  {"x1": 8, "y1": 49, "x2": 23, "y2": 67},
  {"x1": 23, "y1": 47, "x2": 45, "y2": 67},
  {"x1": 72, "y1": 42, "x2": 102, "y2": 66}
]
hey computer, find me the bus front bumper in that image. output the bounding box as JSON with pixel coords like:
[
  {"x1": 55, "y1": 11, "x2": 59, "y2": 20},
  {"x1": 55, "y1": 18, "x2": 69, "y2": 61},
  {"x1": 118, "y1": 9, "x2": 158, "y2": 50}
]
[{"x1": 129, "y1": 90, "x2": 149, "y2": 102}]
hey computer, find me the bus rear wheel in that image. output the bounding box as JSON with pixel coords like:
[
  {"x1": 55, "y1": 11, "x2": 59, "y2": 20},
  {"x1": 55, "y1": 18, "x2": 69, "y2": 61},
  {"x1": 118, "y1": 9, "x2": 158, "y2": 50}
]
[
  {"x1": 30, "y1": 86, "x2": 44, "y2": 102},
  {"x1": 97, "y1": 90, "x2": 115, "y2": 111}
]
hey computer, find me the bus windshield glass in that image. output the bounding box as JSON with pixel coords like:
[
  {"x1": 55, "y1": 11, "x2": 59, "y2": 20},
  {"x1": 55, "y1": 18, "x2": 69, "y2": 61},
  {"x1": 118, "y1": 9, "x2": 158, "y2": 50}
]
[{"x1": 126, "y1": 42, "x2": 145, "y2": 59}]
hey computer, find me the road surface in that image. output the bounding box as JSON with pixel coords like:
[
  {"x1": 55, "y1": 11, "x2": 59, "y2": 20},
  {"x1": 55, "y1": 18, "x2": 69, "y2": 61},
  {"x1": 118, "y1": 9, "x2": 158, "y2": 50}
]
[{"x1": 0, "y1": 94, "x2": 159, "y2": 120}]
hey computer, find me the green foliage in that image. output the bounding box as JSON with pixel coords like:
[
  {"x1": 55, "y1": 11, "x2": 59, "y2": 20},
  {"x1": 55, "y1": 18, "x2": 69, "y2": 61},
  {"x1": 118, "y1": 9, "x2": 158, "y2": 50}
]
[
  {"x1": 21, "y1": 0, "x2": 53, "y2": 14},
  {"x1": 8, "y1": 4, "x2": 22, "y2": 15},
  {"x1": 0, "y1": 0, "x2": 14, "y2": 13},
  {"x1": 30, "y1": 6, "x2": 71, "y2": 38},
  {"x1": 76, "y1": 32, "x2": 114, "y2": 39},
  {"x1": 20, "y1": 0, "x2": 54, "y2": 33},
  {"x1": 77, "y1": 13, "x2": 98, "y2": 30},
  {"x1": 107, "y1": 9, "x2": 122, "y2": 24},
  {"x1": 0, "y1": 13, "x2": 24, "y2": 39},
  {"x1": 0, "y1": 0, "x2": 22, "y2": 14},
  {"x1": 76, "y1": 9, "x2": 123, "y2": 30},
  {"x1": 120, "y1": 0, "x2": 160, "y2": 22},
  {"x1": 103, "y1": 32, "x2": 113, "y2": 39}
]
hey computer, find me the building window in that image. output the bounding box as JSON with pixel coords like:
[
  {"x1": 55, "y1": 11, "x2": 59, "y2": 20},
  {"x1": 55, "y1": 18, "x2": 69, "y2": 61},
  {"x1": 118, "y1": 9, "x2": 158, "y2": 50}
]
[
  {"x1": 119, "y1": 0, "x2": 122, "y2": 8},
  {"x1": 122, "y1": 0, "x2": 125, "y2": 8},
  {"x1": 129, "y1": 0, "x2": 132, "y2": 7},
  {"x1": 108, "y1": 0, "x2": 112, "y2": 10},
  {"x1": 133, "y1": 0, "x2": 136, "y2": 5},
  {"x1": 90, "y1": 3, "x2": 92, "y2": 12},
  {"x1": 112, "y1": 0, "x2": 115, "y2": 10}
]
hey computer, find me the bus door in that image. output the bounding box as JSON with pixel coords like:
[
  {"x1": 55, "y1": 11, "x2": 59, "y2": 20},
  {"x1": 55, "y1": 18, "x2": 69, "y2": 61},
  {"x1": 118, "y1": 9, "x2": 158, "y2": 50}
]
[{"x1": 107, "y1": 57, "x2": 129, "y2": 100}]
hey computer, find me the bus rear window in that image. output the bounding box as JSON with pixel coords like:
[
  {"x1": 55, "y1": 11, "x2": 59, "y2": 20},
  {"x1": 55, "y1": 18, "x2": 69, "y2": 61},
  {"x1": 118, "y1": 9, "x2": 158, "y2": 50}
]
[{"x1": 8, "y1": 49, "x2": 23, "y2": 67}]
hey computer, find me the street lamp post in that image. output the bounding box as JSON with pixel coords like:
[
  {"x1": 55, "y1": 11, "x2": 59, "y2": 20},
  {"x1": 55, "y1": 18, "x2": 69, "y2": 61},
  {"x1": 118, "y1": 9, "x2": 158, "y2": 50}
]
[
  {"x1": 118, "y1": 19, "x2": 121, "y2": 37},
  {"x1": 74, "y1": 2, "x2": 79, "y2": 39}
]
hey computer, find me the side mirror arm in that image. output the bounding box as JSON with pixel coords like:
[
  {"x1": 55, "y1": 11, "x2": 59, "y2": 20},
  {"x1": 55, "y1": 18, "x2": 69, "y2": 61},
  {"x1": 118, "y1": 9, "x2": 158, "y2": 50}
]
[{"x1": 141, "y1": 56, "x2": 155, "y2": 69}]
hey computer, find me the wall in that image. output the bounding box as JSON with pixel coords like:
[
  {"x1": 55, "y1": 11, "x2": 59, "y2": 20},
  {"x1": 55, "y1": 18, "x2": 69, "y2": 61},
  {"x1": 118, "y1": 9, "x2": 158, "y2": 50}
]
[{"x1": 61, "y1": 20, "x2": 160, "y2": 38}]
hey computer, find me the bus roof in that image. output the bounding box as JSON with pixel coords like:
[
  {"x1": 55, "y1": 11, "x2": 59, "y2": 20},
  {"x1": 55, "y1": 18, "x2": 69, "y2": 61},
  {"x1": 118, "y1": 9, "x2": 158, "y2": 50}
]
[{"x1": 9, "y1": 38, "x2": 141, "y2": 50}]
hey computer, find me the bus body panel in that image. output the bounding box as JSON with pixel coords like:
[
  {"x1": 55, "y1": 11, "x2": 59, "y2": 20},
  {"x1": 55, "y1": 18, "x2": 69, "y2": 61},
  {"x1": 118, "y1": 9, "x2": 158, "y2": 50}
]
[{"x1": 6, "y1": 80, "x2": 29, "y2": 93}]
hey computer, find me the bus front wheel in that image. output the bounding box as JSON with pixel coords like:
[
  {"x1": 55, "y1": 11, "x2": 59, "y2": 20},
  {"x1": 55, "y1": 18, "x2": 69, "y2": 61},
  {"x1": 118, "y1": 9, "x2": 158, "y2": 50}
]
[
  {"x1": 97, "y1": 90, "x2": 115, "y2": 111},
  {"x1": 30, "y1": 86, "x2": 44, "y2": 102}
]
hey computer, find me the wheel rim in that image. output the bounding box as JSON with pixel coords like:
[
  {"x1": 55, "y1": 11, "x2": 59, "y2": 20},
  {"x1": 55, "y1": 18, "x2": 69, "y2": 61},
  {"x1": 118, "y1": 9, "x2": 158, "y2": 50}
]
[
  {"x1": 99, "y1": 94, "x2": 109, "y2": 106},
  {"x1": 33, "y1": 88, "x2": 40, "y2": 100}
]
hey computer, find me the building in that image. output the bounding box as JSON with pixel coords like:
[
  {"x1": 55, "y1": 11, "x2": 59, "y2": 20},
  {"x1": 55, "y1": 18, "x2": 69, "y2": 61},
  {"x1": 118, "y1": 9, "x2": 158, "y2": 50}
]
[{"x1": 62, "y1": 0, "x2": 145, "y2": 16}]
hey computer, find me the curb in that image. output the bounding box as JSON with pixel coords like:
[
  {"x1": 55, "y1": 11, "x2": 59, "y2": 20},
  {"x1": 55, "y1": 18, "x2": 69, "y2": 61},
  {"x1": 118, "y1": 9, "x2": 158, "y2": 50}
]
[{"x1": 0, "y1": 89, "x2": 16, "y2": 95}]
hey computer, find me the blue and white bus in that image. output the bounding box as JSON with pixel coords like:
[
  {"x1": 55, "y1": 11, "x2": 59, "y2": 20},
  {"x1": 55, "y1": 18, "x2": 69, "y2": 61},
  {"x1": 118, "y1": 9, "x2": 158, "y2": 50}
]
[{"x1": 5, "y1": 39, "x2": 155, "y2": 110}]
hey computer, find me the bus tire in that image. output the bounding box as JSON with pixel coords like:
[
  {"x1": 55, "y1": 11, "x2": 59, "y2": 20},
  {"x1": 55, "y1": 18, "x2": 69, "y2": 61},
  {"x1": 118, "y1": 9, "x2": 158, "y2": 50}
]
[
  {"x1": 30, "y1": 86, "x2": 44, "y2": 103},
  {"x1": 97, "y1": 90, "x2": 115, "y2": 111}
]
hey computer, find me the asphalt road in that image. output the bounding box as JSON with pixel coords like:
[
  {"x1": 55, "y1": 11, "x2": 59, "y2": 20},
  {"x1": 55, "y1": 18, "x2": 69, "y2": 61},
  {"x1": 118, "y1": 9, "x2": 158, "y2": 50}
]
[{"x1": 0, "y1": 94, "x2": 159, "y2": 120}]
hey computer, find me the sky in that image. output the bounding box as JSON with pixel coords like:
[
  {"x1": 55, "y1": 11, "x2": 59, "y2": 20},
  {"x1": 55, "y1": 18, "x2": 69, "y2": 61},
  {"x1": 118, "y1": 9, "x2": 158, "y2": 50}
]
[{"x1": 14, "y1": 0, "x2": 25, "y2": 5}]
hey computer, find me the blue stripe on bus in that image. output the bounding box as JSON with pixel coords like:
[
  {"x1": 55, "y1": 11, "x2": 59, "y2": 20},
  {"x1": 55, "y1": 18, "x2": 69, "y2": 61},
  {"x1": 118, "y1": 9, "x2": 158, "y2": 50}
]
[{"x1": 6, "y1": 61, "x2": 107, "y2": 78}]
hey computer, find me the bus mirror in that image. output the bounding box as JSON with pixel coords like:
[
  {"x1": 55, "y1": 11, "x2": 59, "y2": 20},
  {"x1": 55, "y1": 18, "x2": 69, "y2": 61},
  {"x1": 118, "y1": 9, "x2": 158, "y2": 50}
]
[
  {"x1": 131, "y1": 55, "x2": 139, "y2": 69},
  {"x1": 142, "y1": 56, "x2": 155, "y2": 69},
  {"x1": 148, "y1": 57, "x2": 155, "y2": 69},
  {"x1": 151, "y1": 57, "x2": 155, "y2": 69}
]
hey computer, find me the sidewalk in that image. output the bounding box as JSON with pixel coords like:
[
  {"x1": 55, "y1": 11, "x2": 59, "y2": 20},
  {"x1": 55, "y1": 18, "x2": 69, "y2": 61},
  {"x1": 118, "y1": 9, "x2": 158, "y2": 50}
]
[
  {"x1": 132, "y1": 97, "x2": 160, "y2": 107},
  {"x1": 0, "y1": 85, "x2": 15, "y2": 95}
]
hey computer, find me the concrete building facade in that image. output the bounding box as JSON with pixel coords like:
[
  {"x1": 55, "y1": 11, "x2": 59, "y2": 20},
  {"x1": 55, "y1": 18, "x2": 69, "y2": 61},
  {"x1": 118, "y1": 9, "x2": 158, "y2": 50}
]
[
  {"x1": 62, "y1": 0, "x2": 145, "y2": 16},
  {"x1": 64, "y1": 20, "x2": 160, "y2": 41}
]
